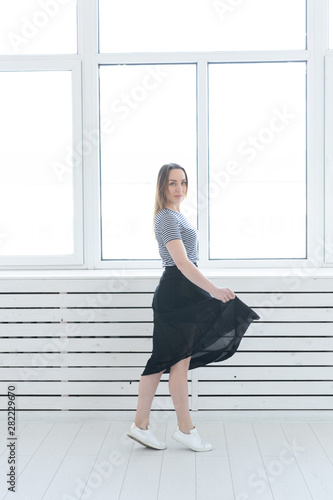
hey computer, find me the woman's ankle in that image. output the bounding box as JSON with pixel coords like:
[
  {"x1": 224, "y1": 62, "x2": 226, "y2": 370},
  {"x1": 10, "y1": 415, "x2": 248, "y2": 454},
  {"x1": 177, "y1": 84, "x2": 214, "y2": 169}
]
[
  {"x1": 178, "y1": 423, "x2": 195, "y2": 434},
  {"x1": 134, "y1": 419, "x2": 149, "y2": 430}
]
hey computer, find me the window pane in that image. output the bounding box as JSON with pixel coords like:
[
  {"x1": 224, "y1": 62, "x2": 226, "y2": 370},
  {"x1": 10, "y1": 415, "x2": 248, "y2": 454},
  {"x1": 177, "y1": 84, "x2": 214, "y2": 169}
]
[
  {"x1": 99, "y1": 0, "x2": 305, "y2": 53},
  {"x1": 208, "y1": 62, "x2": 306, "y2": 260},
  {"x1": 0, "y1": 71, "x2": 74, "y2": 255},
  {"x1": 100, "y1": 64, "x2": 197, "y2": 260},
  {"x1": 0, "y1": 0, "x2": 77, "y2": 54}
]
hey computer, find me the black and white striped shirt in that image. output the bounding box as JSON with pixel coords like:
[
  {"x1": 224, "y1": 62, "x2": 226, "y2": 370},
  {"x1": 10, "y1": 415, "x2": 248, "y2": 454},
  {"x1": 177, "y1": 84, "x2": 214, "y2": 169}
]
[{"x1": 154, "y1": 208, "x2": 198, "y2": 267}]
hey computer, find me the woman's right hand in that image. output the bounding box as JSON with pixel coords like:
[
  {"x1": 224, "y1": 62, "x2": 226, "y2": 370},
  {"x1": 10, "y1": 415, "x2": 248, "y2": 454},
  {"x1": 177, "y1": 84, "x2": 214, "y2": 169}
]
[{"x1": 211, "y1": 287, "x2": 236, "y2": 303}]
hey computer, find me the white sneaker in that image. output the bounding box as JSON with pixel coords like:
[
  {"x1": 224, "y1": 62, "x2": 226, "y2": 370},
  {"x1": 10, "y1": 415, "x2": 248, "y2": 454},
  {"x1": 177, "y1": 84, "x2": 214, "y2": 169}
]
[
  {"x1": 127, "y1": 422, "x2": 167, "y2": 450},
  {"x1": 172, "y1": 425, "x2": 212, "y2": 452}
]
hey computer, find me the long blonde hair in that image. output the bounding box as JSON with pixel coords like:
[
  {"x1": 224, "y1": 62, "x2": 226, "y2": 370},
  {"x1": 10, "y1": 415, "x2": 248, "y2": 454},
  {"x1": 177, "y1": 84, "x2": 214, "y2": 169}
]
[{"x1": 153, "y1": 163, "x2": 188, "y2": 227}]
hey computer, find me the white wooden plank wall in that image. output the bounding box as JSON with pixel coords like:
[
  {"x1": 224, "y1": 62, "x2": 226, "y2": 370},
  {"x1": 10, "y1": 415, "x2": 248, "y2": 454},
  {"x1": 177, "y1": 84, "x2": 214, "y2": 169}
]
[{"x1": 0, "y1": 276, "x2": 332, "y2": 412}]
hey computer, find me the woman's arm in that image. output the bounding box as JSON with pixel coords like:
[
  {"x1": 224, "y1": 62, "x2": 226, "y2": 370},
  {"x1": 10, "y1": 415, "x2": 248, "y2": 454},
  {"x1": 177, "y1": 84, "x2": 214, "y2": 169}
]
[{"x1": 165, "y1": 239, "x2": 236, "y2": 303}]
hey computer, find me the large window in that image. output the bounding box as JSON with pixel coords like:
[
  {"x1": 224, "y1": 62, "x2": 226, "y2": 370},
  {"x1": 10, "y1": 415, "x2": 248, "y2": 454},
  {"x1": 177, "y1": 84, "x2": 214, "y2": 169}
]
[
  {"x1": 0, "y1": 1, "x2": 81, "y2": 266},
  {"x1": 208, "y1": 62, "x2": 306, "y2": 260},
  {"x1": 0, "y1": 0, "x2": 331, "y2": 269},
  {"x1": 99, "y1": 64, "x2": 197, "y2": 260},
  {"x1": 98, "y1": 0, "x2": 308, "y2": 267},
  {"x1": 0, "y1": 70, "x2": 74, "y2": 256}
]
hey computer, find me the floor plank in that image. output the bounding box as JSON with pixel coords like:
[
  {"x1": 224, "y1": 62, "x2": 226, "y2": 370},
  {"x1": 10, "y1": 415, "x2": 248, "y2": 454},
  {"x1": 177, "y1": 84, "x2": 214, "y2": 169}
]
[
  {"x1": 262, "y1": 455, "x2": 313, "y2": 500},
  {"x1": 79, "y1": 420, "x2": 135, "y2": 500},
  {"x1": 66, "y1": 421, "x2": 111, "y2": 456},
  {"x1": 196, "y1": 455, "x2": 235, "y2": 500},
  {"x1": 120, "y1": 454, "x2": 163, "y2": 500},
  {"x1": 15, "y1": 422, "x2": 55, "y2": 455},
  {"x1": 191, "y1": 420, "x2": 228, "y2": 457},
  {"x1": 282, "y1": 423, "x2": 333, "y2": 500},
  {"x1": 42, "y1": 455, "x2": 97, "y2": 500},
  {"x1": 225, "y1": 422, "x2": 274, "y2": 500},
  {"x1": 253, "y1": 423, "x2": 293, "y2": 457},
  {"x1": 0, "y1": 416, "x2": 332, "y2": 499},
  {"x1": 310, "y1": 423, "x2": 333, "y2": 456},
  {"x1": 4, "y1": 422, "x2": 81, "y2": 500},
  {"x1": 157, "y1": 422, "x2": 195, "y2": 500}
]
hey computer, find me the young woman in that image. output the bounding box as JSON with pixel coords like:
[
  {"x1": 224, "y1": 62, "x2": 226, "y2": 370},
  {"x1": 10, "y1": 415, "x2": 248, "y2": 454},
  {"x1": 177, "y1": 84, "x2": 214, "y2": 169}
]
[{"x1": 127, "y1": 163, "x2": 260, "y2": 452}]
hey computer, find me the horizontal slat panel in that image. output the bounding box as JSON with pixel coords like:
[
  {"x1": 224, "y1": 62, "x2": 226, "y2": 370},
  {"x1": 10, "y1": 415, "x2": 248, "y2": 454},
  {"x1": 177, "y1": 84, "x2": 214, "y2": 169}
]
[
  {"x1": 197, "y1": 366, "x2": 333, "y2": 380},
  {"x1": 1, "y1": 307, "x2": 333, "y2": 322},
  {"x1": 0, "y1": 367, "x2": 146, "y2": 380},
  {"x1": 0, "y1": 293, "x2": 152, "y2": 308},
  {"x1": 0, "y1": 381, "x2": 175, "y2": 396},
  {"x1": 0, "y1": 337, "x2": 332, "y2": 352},
  {"x1": 0, "y1": 322, "x2": 332, "y2": 337},
  {"x1": 1, "y1": 276, "x2": 333, "y2": 292},
  {"x1": 0, "y1": 278, "x2": 161, "y2": 293},
  {"x1": 2, "y1": 292, "x2": 333, "y2": 308},
  {"x1": 0, "y1": 352, "x2": 332, "y2": 366},
  {"x1": 0, "y1": 381, "x2": 331, "y2": 396},
  {"x1": 0, "y1": 323, "x2": 153, "y2": 336},
  {"x1": 0, "y1": 337, "x2": 153, "y2": 352},
  {"x1": 197, "y1": 396, "x2": 333, "y2": 410},
  {"x1": 0, "y1": 276, "x2": 332, "y2": 413},
  {"x1": 0, "y1": 308, "x2": 152, "y2": 322},
  {"x1": 0, "y1": 395, "x2": 332, "y2": 410},
  {"x1": 2, "y1": 366, "x2": 332, "y2": 381},
  {"x1": 197, "y1": 381, "x2": 333, "y2": 395},
  {"x1": 0, "y1": 395, "x2": 174, "y2": 410}
]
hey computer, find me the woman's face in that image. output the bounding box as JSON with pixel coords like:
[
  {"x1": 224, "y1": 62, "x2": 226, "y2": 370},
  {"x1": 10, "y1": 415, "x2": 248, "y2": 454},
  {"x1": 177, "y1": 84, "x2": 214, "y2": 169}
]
[{"x1": 165, "y1": 168, "x2": 187, "y2": 207}]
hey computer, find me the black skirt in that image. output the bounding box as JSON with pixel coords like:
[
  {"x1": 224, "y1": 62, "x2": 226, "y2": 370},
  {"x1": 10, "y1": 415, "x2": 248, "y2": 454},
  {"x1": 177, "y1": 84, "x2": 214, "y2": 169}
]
[{"x1": 141, "y1": 265, "x2": 260, "y2": 376}]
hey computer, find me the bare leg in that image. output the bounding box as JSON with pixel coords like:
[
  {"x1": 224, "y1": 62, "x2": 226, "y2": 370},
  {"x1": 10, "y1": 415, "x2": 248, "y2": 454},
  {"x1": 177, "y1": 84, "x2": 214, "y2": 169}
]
[
  {"x1": 134, "y1": 370, "x2": 165, "y2": 430},
  {"x1": 168, "y1": 357, "x2": 194, "y2": 434}
]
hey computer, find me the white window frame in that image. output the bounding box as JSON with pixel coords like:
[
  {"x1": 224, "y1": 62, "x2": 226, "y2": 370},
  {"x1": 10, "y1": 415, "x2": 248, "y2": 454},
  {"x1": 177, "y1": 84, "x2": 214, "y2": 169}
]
[
  {"x1": 325, "y1": 56, "x2": 333, "y2": 263},
  {"x1": 0, "y1": 0, "x2": 332, "y2": 271},
  {"x1": 0, "y1": 56, "x2": 83, "y2": 268},
  {"x1": 325, "y1": 0, "x2": 333, "y2": 262},
  {"x1": 93, "y1": 0, "x2": 329, "y2": 270}
]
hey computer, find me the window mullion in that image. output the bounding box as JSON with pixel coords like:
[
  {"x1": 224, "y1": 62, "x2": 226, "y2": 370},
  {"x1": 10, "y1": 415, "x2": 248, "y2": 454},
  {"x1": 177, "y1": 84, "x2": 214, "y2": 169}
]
[
  {"x1": 78, "y1": 0, "x2": 99, "y2": 269},
  {"x1": 307, "y1": 0, "x2": 328, "y2": 265},
  {"x1": 197, "y1": 60, "x2": 209, "y2": 267}
]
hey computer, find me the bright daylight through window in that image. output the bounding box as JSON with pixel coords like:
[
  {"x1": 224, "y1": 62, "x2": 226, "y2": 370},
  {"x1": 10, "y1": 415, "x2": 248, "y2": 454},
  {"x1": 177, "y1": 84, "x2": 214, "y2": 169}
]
[
  {"x1": 99, "y1": 64, "x2": 197, "y2": 260},
  {"x1": 0, "y1": 71, "x2": 74, "y2": 256},
  {"x1": 99, "y1": 0, "x2": 307, "y2": 263},
  {"x1": 0, "y1": 0, "x2": 321, "y2": 268}
]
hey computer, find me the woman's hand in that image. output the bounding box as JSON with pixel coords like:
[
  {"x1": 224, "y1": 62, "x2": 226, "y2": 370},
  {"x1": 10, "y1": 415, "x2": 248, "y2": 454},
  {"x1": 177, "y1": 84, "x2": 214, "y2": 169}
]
[
  {"x1": 211, "y1": 287, "x2": 236, "y2": 303},
  {"x1": 165, "y1": 240, "x2": 237, "y2": 301}
]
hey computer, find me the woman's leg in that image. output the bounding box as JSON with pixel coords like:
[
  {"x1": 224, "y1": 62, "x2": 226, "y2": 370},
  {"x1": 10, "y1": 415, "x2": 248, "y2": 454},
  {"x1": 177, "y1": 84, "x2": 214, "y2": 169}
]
[
  {"x1": 168, "y1": 357, "x2": 194, "y2": 434},
  {"x1": 134, "y1": 370, "x2": 165, "y2": 429}
]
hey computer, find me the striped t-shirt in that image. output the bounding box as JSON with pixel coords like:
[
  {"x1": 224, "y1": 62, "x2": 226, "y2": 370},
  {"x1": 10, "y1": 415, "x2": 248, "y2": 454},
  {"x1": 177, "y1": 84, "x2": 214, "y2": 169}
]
[{"x1": 154, "y1": 208, "x2": 198, "y2": 267}]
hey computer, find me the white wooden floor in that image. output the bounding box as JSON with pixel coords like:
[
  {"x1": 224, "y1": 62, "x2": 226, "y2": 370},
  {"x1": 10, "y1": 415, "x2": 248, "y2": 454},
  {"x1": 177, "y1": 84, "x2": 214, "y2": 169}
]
[{"x1": 1, "y1": 412, "x2": 333, "y2": 500}]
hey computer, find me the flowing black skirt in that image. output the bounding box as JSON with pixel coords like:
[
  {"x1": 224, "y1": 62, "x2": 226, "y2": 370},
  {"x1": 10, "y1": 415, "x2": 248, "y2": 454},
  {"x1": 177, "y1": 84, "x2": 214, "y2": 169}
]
[{"x1": 141, "y1": 265, "x2": 260, "y2": 376}]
